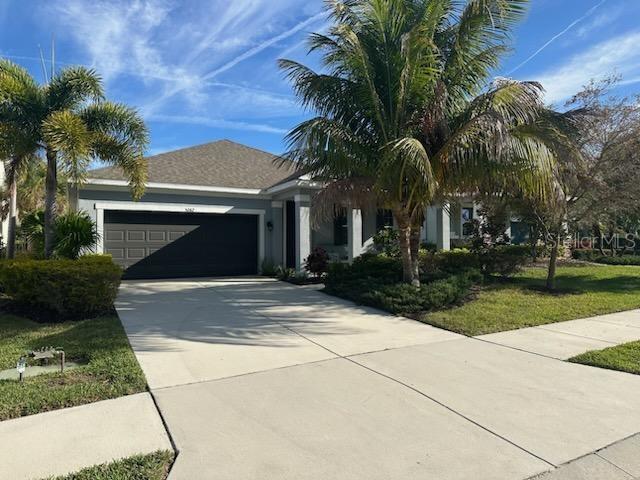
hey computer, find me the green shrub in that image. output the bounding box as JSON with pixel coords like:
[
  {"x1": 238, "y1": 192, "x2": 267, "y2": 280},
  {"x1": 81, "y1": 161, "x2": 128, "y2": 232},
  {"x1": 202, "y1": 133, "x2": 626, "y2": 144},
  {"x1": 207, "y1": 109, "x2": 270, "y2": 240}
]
[
  {"x1": 53, "y1": 211, "x2": 100, "y2": 259},
  {"x1": 572, "y1": 249, "x2": 599, "y2": 261},
  {"x1": 0, "y1": 258, "x2": 122, "y2": 321},
  {"x1": 324, "y1": 253, "x2": 402, "y2": 297},
  {"x1": 18, "y1": 210, "x2": 99, "y2": 259},
  {"x1": 479, "y1": 249, "x2": 529, "y2": 278},
  {"x1": 420, "y1": 247, "x2": 527, "y2": 278},
  {"x1": 261, "y1": 259, "x2": 277, "y2": 276},
  {"x1": 275, "y1": 265, "x2": 296, "y2": 281},
  {"x1": 305, "y1": 247, "x2": 330, "y2": 277},
  {"x1": 359, "y1": 269, "x2": 481, "y2": 314},
  {"x1": 593, "y1": 255, "x2": 640, "y2": 266},
  {"x1": 372, "y1": 227, "x2": 400, "y2": 257}
]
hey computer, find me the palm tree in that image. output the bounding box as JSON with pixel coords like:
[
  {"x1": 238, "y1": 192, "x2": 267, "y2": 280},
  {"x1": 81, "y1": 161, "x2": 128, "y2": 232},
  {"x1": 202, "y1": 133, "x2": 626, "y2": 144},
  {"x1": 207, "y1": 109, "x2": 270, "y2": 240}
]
[
  {"x1": 0, "y1": 59, "x2": 148, "y2": 258},
  {"x1": 0, "y1": 62, "x2": 42, "y2": 258},
  {"x1": 280, "y1": 0, "x2": 556, "y2": 285}
]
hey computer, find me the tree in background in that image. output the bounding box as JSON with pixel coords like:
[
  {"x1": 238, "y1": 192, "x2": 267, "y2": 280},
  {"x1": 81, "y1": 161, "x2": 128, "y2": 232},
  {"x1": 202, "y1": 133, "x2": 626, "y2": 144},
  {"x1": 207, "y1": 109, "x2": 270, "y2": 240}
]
[
  {"x1": 562, "y1": 77, "x2": 640, "y2": 254},
  {"x1": 0, "y1": 59, "x2": 149, "y2": 258},
  {"x1": 281, "y1": 0, "x2": 555, "y2": 286}
]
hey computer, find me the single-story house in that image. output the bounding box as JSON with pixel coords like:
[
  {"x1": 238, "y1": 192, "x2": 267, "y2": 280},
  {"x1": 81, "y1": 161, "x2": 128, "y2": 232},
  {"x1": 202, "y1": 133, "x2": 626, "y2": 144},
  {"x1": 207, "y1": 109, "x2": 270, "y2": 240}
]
[{"x1": 76, "y1": 139, "x2": 518, "y2": 279}]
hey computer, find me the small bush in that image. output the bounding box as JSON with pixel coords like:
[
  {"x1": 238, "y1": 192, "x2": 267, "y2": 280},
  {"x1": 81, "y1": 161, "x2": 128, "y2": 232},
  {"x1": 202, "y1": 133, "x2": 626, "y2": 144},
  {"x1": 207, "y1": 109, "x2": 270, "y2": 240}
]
[
  {"x1": 359, "y1": 269, "x2": 481, "y2": 314},
  {"x1": 324, "y1": 253, "x2": 402, "y2": 297},
  {"x1": 305, "y1": 247, "x2": 330, "y2": 277},
  {"x1": 261, "y1": 259, "x2": 277, "y2": 276},
  {"x1": 572, "y1": 249, "x2": 599, "y2": 261},
  {"x1": 420, "y1": 247, "x2": 528, "y2": 278},
  {"x1": 593, "y1": 255, "x2": 640, "y2": 266},
  {"x1": 373, "y1": 228, "x2": 401, "y2": 257},
  {"x1": 18, "y1": 210, "x2": 99, "y2": 259},
  {"x1": 275, "y1": 266, "x2": 296, "y2": 281},
  {"x1": 0, "y1": 258, "x2": 122, "y2": 321},
  {"x1": 54, "y1": 211, "x2": 100, "y2": 259}
]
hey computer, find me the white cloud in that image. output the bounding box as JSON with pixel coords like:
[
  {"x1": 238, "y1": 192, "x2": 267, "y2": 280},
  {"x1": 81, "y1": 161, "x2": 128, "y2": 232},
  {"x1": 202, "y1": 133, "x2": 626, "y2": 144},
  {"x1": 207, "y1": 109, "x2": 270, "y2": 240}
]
[
  {"x1": 203, "y1": 11, "x2": 325, "y2": 80},
  {"x1": 533, "y1": 31, "x2": 640, "y2": 104},
  {"x1": 575, "y1": 8, "x2": 621, "y2": 37},
  {"x1": 47, "y1": 0, "x2": 318, "y2": 127},
  {"x1": 148, "y1": 114, "x2": 288, "y2": 135},
  {"x1": 508, "y1": 0, "x2": 607, "y2": 75}
]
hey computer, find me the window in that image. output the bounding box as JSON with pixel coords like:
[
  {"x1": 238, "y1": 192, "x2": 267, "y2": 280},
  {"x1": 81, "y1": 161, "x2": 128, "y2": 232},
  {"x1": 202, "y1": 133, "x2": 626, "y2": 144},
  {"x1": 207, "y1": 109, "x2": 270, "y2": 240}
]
[
  {"x1": 334, "y1": 214, "x2": 348, "y2": 246},
  {"x1": 462, "y1": 207, "x2": 474, "y2": 236},
  {"x1": 376, "y1": 209, "x2": 394, "y2": 231}
]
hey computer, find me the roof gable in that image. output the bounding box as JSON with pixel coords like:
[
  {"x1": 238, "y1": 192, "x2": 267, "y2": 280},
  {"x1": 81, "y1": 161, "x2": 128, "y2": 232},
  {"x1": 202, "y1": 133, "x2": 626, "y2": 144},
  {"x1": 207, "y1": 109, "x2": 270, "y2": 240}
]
[{"x1": 88, "y1": 139, "x2": 300, "y2": 190}]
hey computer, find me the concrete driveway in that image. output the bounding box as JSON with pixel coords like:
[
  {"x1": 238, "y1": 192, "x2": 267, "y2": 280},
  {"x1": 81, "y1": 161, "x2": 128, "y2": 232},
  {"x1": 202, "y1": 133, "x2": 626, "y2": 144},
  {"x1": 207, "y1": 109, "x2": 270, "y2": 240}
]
[{"x1": 116, "y1": 278, "x2": 640, "y2": 480}]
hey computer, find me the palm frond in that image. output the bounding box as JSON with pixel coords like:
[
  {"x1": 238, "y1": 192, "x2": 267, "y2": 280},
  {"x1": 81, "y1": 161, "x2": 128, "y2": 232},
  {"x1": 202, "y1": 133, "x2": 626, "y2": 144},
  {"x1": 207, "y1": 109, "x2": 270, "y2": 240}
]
[{"x1": 46, "y1": 66, "x2": 104, "y2": 111}]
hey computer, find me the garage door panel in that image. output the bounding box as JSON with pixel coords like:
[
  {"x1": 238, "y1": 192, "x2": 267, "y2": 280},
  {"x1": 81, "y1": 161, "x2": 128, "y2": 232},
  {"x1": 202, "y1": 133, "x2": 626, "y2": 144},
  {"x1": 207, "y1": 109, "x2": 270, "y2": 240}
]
[
  {"x1": 106, "y1": 230, "x2": 124, "y2": 242},
  {"x1": 104, "y1": 211, "x2": 258, "y2": 279}
]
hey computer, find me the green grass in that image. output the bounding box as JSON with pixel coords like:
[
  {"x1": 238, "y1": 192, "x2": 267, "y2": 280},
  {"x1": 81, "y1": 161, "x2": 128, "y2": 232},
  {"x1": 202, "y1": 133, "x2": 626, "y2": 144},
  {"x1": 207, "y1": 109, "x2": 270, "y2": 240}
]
[
  {"x1": 420, "y1": 264, "x2": 640, "y2": 336},
  {"x1": 44, "y1": 451, "x2": 174, "y2": 480},
  {"x1": 0, "y1": 313, "x2": 147, "y2": 420},
  {"x1": 569, "y1": 341, "x2": 640, "y2": 375}
]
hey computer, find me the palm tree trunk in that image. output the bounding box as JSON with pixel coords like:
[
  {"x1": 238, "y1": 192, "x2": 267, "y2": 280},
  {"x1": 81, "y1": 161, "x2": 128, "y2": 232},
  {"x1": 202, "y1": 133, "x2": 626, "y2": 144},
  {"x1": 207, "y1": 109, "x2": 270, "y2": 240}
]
[
  {"x1": 409, "y1": 219, "x2": 422, "y2": 287},
  {"x1": 395, "y1": 211, "x2": 417, "y2": 285},
  {"x1": 529, "y1": 224, "x2": 538, "y2": 261},
  {"x1": 44, "y1": 148, "x2": 58, "y2": 259},
  {"x1": 546, "y1": 229, "x2": 560, "y2": 291},
  {"x1": 6, "y1": 171, "x2": 17, "y2": 259}
]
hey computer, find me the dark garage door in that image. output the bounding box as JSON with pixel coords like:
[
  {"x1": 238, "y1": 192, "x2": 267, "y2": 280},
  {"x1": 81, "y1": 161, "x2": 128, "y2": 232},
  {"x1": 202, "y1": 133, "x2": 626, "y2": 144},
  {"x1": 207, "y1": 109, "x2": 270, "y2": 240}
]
[{"x1": 104, "y1": 211, "x2": 259, "y2": 279}]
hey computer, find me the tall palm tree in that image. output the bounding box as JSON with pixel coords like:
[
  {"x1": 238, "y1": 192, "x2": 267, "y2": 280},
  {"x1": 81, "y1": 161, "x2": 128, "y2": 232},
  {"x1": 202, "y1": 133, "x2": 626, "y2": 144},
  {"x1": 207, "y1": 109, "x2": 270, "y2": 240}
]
[
  {"x1": 0, "y1": 59, "x2": 148, "y2": 258},
  {"x1": 280, "y1": 0, "x2": 555, "y2": 285},
  {"x1": 0, "y1": 62, "x2": 41, "y2": 257}
]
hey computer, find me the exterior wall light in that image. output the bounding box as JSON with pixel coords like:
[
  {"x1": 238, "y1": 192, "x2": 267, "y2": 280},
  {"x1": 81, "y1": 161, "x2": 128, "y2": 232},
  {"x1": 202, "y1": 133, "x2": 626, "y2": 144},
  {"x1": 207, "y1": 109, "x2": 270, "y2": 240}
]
[{"x1": 267, "y1": 221, "x2": 274, "y2": 232}]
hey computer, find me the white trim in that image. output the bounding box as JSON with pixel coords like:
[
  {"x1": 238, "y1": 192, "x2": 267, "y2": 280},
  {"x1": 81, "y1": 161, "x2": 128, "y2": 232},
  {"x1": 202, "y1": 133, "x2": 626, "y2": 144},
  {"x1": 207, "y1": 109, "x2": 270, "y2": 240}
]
[
  {"x1": 271, "y1": 201, "x2": 283, "y2": 208},
  {"x1": 86, "y1": 178, "x2": 263, "y2": 195},
  {"x1": 94, "y1": 201, "x2": 266, "y2": 271},
  {"x1": 266, "y1": 179, "x2": 323, "y2": 194}
]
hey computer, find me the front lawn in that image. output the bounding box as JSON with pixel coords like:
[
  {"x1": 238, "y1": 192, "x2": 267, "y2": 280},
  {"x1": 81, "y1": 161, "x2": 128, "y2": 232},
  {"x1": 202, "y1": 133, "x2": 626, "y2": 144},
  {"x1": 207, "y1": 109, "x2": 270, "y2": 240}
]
[
  {"x1": 420, "y1": 264, "x2": 640, "y2": 336},
  {"x1": 569, "y1": 341, "x2": 640, "y2": 375},
  {"x1": 0, "y1": 313, "x2": 147, "y2": 421},
  {"x1": 44, "y1": 451, "x2": 174, "y2": 480}
]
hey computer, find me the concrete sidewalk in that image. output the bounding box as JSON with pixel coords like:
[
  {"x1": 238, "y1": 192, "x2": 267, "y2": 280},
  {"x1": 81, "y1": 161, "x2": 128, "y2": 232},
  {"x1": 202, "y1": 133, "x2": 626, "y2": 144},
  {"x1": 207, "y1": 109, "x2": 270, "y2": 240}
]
[
  {"x1": 0, "y1": 393, "x2": 172, "y2": 480},
  {"x1": 530, "y1": 433, "x2": 640, "y2": 479},
  {"x1": 116, "y1": 278, "x2": 640, "y2": 480},
  {"x1": 478, "y1": 309, "x2": 640, "y2": 359}
]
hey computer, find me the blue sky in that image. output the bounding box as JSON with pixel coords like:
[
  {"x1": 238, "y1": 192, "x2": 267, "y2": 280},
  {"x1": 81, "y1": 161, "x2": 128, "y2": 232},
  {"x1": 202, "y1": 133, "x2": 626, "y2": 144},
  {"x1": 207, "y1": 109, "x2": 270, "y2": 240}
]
[{"x1": 1, "y1": 0, "x2": 640, "y2": 158}]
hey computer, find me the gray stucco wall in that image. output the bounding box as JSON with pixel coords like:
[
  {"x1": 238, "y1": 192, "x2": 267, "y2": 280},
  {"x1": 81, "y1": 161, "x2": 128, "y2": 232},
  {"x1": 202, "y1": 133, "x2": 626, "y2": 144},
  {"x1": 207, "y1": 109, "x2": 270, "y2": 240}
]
[{"x1": 78, "y1": 188, "x2": 282, "y2": 266}]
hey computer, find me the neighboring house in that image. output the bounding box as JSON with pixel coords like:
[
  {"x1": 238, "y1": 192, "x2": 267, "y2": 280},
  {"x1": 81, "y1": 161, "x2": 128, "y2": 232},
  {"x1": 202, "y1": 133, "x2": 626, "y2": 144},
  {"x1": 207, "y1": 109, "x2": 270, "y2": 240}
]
[{"x1": 77, "y1": 139, "x2": 518, "y2": 279}]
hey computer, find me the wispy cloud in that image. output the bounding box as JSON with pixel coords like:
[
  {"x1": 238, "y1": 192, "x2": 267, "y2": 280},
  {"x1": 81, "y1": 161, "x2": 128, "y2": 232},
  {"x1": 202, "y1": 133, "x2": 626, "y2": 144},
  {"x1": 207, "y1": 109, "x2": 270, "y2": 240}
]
[
  {"x1": 575, "y1": 7, "x2": 622, "y2": 37},
  {"x1": 47, "y1": 0, "x2": 315, "y2": 133},
  {"x1": 534, "y1": 31, "x2": 640, "y2": 104},
  {"x1": 508, "y1": 0, "x2": 607, "y2": 75},
  {"x1": 203, "y1": 11, "x2": 325, "y2": 80},
  {"x1": 141, "y1": 10, "x2": 324, "y2": 116},
  {"x1": 148, "y1": 114, "x2": 288, "y2": 135}
]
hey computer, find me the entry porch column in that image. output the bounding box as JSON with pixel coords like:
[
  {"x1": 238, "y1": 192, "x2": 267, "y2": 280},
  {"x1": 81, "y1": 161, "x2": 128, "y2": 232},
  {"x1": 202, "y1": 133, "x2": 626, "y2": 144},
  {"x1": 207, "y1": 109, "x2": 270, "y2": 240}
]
[
  {"x1": 347, "y1": 207, "x2": 363, "y2": 262},
  {"x1": 426, "y1": 203, "x2": 450, "y2": 251},
  {"x1": 295, "y1": 194, "x2": 311, "y2": 272}
]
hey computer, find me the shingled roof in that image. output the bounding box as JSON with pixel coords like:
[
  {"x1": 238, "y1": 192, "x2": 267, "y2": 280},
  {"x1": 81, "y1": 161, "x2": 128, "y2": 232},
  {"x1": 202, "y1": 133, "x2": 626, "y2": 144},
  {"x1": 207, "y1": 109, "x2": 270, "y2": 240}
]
[{"x1": 88, "y1": 139, "x2": 301, "y2": 190}]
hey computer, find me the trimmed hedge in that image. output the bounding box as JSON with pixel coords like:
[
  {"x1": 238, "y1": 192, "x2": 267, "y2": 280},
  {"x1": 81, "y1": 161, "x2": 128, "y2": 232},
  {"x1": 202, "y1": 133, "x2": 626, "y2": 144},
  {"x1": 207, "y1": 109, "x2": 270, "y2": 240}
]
[
  {"x1": 359, "y1": 269, "x2": 482, "y2": 314},
  {"x1": 324, "y1": 254, "x2": 481, "y2": 314},
  {"x1": 421, "y1": 246, "x2": 529, "y2": 278},
  {"x1": 572, "y1": 249, "x2": 640, "y2": 265},
  {"x1": 572, "y1": 249, "x2": 599, "y2": 261},
  {"x1": 592, "y1": 255, "x2": 640, "y2": 266},
  {"x1": 0, "y1": 256, "x2": 122, "y2": 321}
]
